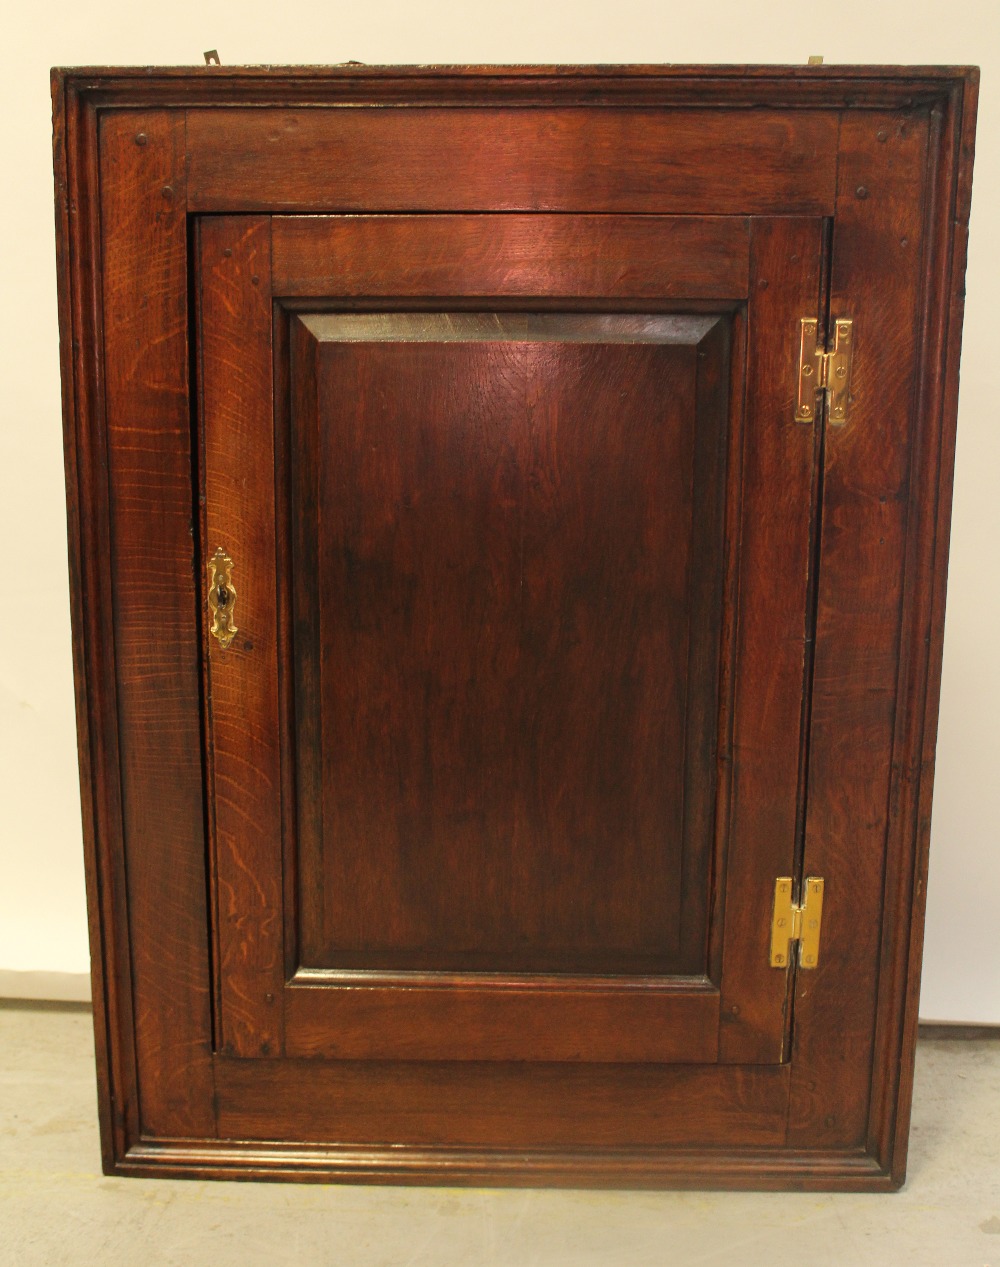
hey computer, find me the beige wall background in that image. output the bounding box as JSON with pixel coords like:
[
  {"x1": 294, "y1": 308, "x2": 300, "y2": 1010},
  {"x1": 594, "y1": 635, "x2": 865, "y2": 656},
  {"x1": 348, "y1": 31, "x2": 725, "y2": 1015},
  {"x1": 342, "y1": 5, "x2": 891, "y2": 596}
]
[{"x1": 1, "y1": 2, "x2": 996, "y2": 1019}]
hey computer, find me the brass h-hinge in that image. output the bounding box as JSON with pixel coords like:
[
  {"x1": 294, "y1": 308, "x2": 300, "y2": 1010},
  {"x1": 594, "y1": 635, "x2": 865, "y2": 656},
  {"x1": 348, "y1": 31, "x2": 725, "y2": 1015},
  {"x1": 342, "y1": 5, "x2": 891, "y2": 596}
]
[
  {"x1": 795, "y1": 318, "x2": 854, "y2": 425},
  {"x1": 770, "y1": 877, "x2": 825, "y2": 969}
]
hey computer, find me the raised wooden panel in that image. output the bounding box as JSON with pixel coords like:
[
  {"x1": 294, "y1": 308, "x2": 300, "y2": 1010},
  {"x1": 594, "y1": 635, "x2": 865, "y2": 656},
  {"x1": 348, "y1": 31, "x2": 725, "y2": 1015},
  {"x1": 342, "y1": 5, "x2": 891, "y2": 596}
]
[
  {"x1": 271, "y1": 307, "x2": 734, "y2": 1064},
  {"x1": 290, "y1": 312, "x2": 729, "y2": 979}
]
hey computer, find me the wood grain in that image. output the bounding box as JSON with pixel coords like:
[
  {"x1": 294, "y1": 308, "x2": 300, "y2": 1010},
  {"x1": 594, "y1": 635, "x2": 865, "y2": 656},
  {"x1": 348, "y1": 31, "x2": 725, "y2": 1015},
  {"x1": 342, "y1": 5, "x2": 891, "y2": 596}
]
[
  {"x1": 197, "y1": 217, "x2": 285, "y2": 1058},
  {"x1": 118, "y1": 1136, "x2": 891, "y2": 1190},
  {"x1": 97, "y1": 110, "x2": 214, "y2": 1137},
  {"x1": 272, "y1": 214, "x2": 751, "y2": 299},
  {"x1": 54, "y1": 62, "x2": 977, "y2": 115},
  {"x1": 788, "y1": 110, "x2": 932, "y2": 1150},
  {"x1": 52, "y1": 65, "x2": 979, "y2": 1187},
  {"x1": 277, "y1": 303, "x2": 732, "y2": 1063},
  {"x1": 884, "y1": 77, "x2": 980, "y2": 1186},
  {"x1": 294, "y1": 312, "x2": 723, "y2": 980},
  {"x1": 284, "y1": 978, "x2": 719, "y2": 1063},
  {"x1": 717, "y1": 217, "x2": 825, "y2": 1064},
  {"x1": 216, "y1": 1058, "x2": 790, "y2": 1148},
  {"x1": 188, "y1": 108, "x2": 838, "y2": 216},
  {"x1": 51, "y1": 74, "x2": 135, "y2": 1167}
]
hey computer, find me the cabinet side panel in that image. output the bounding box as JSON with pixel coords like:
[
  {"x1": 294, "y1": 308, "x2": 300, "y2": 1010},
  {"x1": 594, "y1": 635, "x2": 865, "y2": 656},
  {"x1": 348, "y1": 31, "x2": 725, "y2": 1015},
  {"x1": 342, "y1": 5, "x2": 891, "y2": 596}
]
[
  {"x1": 876, "y1": 77, "x2": 979, "y2": 1183},
  {"x1": 788, "y1": 109, "x2": 931, "y2": 1150},
  {"x1": 99, "y1": 110, "x2": 215, "y2": 1137},
  {"x1": 53, "y1": 76, "x2": 138, "y2": 1168}
]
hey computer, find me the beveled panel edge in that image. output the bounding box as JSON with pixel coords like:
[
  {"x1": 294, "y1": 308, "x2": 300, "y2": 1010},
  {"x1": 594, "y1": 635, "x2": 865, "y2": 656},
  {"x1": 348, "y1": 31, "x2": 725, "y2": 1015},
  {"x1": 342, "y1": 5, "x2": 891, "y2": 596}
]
[
  {"x1": 299, "y1": 312, "x2": 722, "y2": 343},
  {"x1": 291, "y1": 967, "x2": 716, "y2": 991}
]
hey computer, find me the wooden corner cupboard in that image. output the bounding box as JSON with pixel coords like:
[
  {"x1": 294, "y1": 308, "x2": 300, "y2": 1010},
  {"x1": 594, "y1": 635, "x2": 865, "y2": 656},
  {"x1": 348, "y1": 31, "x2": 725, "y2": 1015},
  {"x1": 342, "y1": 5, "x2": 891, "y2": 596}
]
[{"x1": 51, "y1": 63, "x2": 978, "y2": 1190}]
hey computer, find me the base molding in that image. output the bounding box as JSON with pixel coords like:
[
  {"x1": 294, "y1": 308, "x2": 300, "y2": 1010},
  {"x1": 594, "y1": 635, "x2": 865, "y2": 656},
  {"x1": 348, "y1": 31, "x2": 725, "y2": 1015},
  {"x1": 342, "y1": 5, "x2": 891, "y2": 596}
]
[{"x1": 120, "y1": 1138, "x2": 895, "y2": 1191}]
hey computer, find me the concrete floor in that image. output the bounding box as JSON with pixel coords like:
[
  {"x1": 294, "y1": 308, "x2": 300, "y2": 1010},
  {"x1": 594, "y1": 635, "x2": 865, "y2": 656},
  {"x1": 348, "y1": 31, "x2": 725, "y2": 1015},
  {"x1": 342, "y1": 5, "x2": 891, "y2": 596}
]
[{"x1": 1, "y1": 1007, "x2": 997, "y2": 1266}]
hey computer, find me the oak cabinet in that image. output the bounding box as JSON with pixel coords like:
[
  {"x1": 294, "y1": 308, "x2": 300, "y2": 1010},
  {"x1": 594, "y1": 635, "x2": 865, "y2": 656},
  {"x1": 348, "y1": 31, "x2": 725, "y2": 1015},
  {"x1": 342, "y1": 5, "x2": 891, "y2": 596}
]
[{"x1": 52, "y1": 63, "x2": 978, "y2": 1188}]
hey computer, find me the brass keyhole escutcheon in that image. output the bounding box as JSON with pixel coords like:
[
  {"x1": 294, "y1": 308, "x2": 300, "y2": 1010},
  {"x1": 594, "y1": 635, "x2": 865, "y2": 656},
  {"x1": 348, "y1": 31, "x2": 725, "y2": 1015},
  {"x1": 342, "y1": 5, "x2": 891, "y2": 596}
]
[{"x1": 207, "y1": 547, "x2": 238, "y2": 649}]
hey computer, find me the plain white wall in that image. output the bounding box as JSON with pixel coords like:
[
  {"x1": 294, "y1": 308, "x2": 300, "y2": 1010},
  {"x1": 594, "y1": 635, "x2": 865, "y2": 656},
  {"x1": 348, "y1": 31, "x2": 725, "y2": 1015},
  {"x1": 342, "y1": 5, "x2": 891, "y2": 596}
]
[{"x1": 1, "y1": 1, "x2": 996, "y2": 1019}]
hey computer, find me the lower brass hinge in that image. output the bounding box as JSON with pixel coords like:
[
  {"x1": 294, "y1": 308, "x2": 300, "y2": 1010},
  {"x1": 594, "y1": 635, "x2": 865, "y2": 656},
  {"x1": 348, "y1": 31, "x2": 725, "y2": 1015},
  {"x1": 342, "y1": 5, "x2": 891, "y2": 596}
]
[
  {"x1": 796, "y1": 317, "x2": 854, "y2": 425},
  {"x1": 770, "y1": 876, "x2": 825, "y2": 969}
]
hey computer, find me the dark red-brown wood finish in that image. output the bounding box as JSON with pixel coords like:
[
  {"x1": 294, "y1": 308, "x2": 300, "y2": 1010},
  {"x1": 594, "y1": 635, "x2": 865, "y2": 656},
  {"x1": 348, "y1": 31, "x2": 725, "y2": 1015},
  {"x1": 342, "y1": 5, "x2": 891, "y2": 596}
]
[{"x1": 51, "y1": 63, "x2": 978, "y2": 1189}]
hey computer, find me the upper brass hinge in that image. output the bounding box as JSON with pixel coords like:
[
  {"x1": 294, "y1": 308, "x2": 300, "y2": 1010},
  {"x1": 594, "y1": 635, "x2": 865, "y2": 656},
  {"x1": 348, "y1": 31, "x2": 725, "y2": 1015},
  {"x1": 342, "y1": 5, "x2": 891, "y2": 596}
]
[
  {"x1": 770, "y1": 876, "x2": 825, "y2": 969},
  {"x1": 795, "y1": 317, "x2": 854, "y2": 425}
]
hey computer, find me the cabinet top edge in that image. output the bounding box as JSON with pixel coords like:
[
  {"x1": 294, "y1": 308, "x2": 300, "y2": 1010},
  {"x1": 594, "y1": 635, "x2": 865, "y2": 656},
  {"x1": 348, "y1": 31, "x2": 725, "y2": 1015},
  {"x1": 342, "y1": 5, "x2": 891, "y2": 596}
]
[
  {"x1": 49, "y1": 64, "x2": 980, "y2": 116},
  {"x1": 51, "y1": 62, "x2": 979, "y2": 83}
]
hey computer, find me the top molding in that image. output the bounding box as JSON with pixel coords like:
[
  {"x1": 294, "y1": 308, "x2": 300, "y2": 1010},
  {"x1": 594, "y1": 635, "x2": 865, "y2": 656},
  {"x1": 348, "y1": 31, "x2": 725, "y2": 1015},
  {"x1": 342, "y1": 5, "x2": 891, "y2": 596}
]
[{"x1": 51, "y1": 63, "x2": 978, "y2": 111}]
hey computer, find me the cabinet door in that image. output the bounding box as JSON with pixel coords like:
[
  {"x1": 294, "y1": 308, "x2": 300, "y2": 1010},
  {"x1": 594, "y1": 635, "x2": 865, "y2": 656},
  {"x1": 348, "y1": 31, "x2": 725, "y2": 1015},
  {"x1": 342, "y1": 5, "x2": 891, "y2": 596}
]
[{"x1": 196, "y1": 212, "x2": 823, "y2": 1073}]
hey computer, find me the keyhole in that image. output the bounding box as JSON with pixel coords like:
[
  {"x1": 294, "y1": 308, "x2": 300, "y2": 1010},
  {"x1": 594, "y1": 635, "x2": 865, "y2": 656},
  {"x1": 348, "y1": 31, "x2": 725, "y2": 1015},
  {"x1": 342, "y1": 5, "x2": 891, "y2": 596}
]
[{"x1": 216, "y1": 585, "x2": 229, "y2": 608}]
